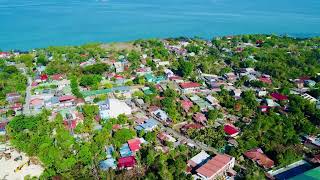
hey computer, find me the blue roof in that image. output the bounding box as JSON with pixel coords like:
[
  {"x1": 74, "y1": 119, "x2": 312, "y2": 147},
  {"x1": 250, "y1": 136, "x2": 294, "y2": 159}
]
[
  {"x1": 50, "y1": 97, "x2": 59, "y2": 104},
  {"x1": 135, "y1": 125, "x2": 143, "y2": 131},
  {"x1": 106, "y1": 145, "x2": 115, "y2": 158},
  {"x1": 135, "y1": 118, "x2": 158, "y2": 131},
  {"x1": 99, "y1": 158, "x2": 116, "y2": 170},
  {"x1": 141, "y1": 119, "x2": 158, "y2": 128},
  {"x1": 120, "y1": 143, "x2": 132, "y2": 157}
]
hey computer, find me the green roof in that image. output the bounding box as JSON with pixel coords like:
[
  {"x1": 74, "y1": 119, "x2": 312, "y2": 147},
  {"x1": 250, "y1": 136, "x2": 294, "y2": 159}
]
[
  {"x1": 290, "y1": 167, "x2": 320, "y2": 180},
  {"x1": 143, "y1": 89, "x2": 153, "y2": 95},
  {"x1": 81, "y1": 86, "x2": 130, "y2": 97}
]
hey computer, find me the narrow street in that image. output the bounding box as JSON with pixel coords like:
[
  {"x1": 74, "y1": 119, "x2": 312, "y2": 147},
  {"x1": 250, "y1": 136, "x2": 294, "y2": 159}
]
[
  {"x1": 136, "y1": 105, "x2": 218, "y2": 153},
  {"x1": 136, "y1": 104, "x2": 246, "y2": 169},
  {"x1": 22, "y1": 73, "x2": 32, "y2": 115}
]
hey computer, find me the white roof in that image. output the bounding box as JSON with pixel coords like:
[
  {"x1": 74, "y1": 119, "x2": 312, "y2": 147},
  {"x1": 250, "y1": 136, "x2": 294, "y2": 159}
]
[{"x1": 189, "y1": 151, "x2": 210, "y2": 166}]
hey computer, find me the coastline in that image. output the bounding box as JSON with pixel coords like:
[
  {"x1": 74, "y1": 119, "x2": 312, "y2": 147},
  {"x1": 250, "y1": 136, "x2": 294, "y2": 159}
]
[{"x1": 1, "y1": 33, "x2": 320, "y2": 52}]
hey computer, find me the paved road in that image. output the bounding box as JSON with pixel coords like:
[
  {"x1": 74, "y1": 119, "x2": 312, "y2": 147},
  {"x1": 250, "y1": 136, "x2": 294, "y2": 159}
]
[{"x1": 23, "y1": 76, "x2": 32, "y2": 115}]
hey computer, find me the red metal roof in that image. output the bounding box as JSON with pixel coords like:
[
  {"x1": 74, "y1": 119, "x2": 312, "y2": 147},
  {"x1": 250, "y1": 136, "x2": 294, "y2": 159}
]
[
  {"x1": 31, "y1": 81, "x2": 38, "y2": 87},
  {"x1": 112, "y1": 124, "x2": 121, "y2": 130},
  {"x1": 118, "y1": 156, "x2": 136, "y2": 168},
  {"x1": 259, "y1": 77, "x2": 272, "y2": 84},
  {"x1": 0, "y1": 121, "x2": 8, "y2": 130},
  {"x1": 179, "y1": 82, "x2": 201, "y2": 89},
  {"x1": 10, "y1": 103, "x2": 22, "y2": 110},
  {"x1": 224, "y1": 124, "x2": 239, "y2": 135},
  {"x1": 63, "y1": 120, "x2": 77, "y2": 130},
  {"x1": 30, "y1": 98, "x2": 43, "y2": 106},
  {"x1": 182, "y1": 123, "x2": 203, "y2": 130},
  {"x1": 244, "y1": 148, "x2": 274, "y2": 169},
  {"x1": 59, "y1": 95, "x2": 75, "y2": 102},
  {"x1": 40, "y1": 74, "x2": 48, "y2": 81},
  {"x1": 128, "y1": 138, "x2": 142, "y2": 152},
  {"x1": 270, "y1": 93, "x2": 288, "y2": 101},
  {"x1": 51, "y1": 74, "x2": 64, "y2": 81},
  {"x1": 169, "y1": 76, "x2": 183, "y2": 81},
  {"x1": 196, "y1": 154, "x2": 233, "y2": 178},
  {"x1": 181, "y1": 100, "x2": 193, "y2": 112},
  {"x1": 193, "y1": 113, "x2": 207, "y2": 123},
  {"x1": 114, "y1": 74, "x2": 124, "y2": 79}
]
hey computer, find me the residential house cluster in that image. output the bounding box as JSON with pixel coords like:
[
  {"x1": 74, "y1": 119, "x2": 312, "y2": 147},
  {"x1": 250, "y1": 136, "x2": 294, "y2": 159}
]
[{"x1": 187, "y1": 151, "x2": 236, "y2": 179}]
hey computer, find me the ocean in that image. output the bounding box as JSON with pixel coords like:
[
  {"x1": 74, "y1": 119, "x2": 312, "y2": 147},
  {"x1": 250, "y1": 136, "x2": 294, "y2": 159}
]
[{"x1": 0, "y1": 0, "x2": 319, "y2": 50}]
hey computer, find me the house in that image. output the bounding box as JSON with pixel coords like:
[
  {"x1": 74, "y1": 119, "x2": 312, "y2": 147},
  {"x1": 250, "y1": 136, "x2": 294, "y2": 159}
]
[
  {"x1": 105, "y1": 145, "x2": 115, "y2": 158},
  {"x1": 257, "y1": 90, "x2": 267, "y2": 97},
  {"x1": 193, "y1": 113, "x2": 207, "y2": 124},
  {"x1": 80, "y1": 58, "x2": 96, "y2": 67},
  {"x1": 305, "y1": 80, "x2": 316, "y2": 87},
  {"x1": 60, "y1": 109, "x2": 84, "y2": 130},
  {"x1": 136, "y1": 67, "x2": 152, "y2": 76},
  {"x1": 99, "y1": 158, "x2": 117, "y2": 170},
  {"x1": 179, "y1": 82, "x2": 201, "y2": 94},
  {"x1": 0, "y1": 120, "x2": 8, "y2": 135},
  {"x1": 44, "y1": 96, "x2": 58, "y2": 109},
  {"x1": 181, "y1": 123, "x2": 204, "y2": 133},
  {"x1": 113, "y1": 62, "x2": 124, "y2": 73},
  {"x1": 224, "y1": 124, "x2": 240, "y2": 137},
  {"x1": 210, "y1": 80, "x2": 228, "y2": 90},
  {"x1": 301, "y1": 93, "x2": 317, "y2": 103},
  {"x1": 232, "y1": 89, "x2": 242, "y2": 99},
  {"x1": 187, "y1": 150, "x2": 210, "y2": 169},
  {"x1": 134, "y1": 99, "x2": 145, "y2": 108},
  {"x1": 157, "y1": 132, "x2": 176, "y2": 143},
  {"x1": 135, "y1": 118, "x2": 159, "y2": 132},
  {"x1": 244, "y1": 148, "x2": 274, "y2": 169},
  {"x1": 181, "y1": 100, "x2": 193, "y2": 113},
  {"x1": 10, "y1": 103, "x2": 23, "y2": 113},
  {"x1": 265, "y1": 99, "x2": 280, "y2": 107},
  {"x1": 206, "y1": 95, "x2": 219, "y2": 106},
  {"x1": 196, "y1": 154, "x2": 235, "y2": 180},
  {"x1": 59, "y1": 95, "x2": 75, "y2": 104},
  {"x1": 164, "y1": 69, "x2": 174, "y2": 78},
  {"x1": 169, "y1": 76, "x2": 184, "y2": 83},
  {"x1": 144, "y1": 74, "x2": 165, "y2": 84},
  {"x1": 120, "y1": 143, "x2": 132, "y2": 157},
  {"x1": 6, "y1": 93, "x2": 21, "y2": 104},
  {"x1": 259, "y1": 105, "x2": 270, "y2": 113},
  {"x1": 128, "y1": 138, "x2": 145, "y2": 152},
  {"x1": 98, "y1": 99, "x2": 132, "y2": 120},
  {"x1": 190, "y1": 95, "x2": 213, "y2": 111},
  {"x1": 304, "y1": 135, "x2": 320, "y2": 147},
  {"x1": 0, "y1": 52, "x2": 10, "y2": 58},
  {"x1": 153, "y1": 109, "x2": 168, "y2": 121},
  {"x1": 51, "y1": 74, "x2": 65, "y2": 81},
  {"x1": 270, "y1": 93, "x2": 288, "y2": 101},
  {"x1": 30, "y1": 98, "x2": 44, "y2": 111},
  {"x1": 40, "y1": 74, "x2": 48, "y2": 82},
  {"x1": 118, "y1": 156, "x2": 136, "y2": 170},
  {"x1": 153, "y1": 59, "x2": 170, "y2": 67},
  {"x1": 294, "y1": 79, "x2": 305, "y2": 88},
  {"x1": 224, "y1": 72, "x2": 237, "y2": 82},
  {"x1": 259, "y1": 77, "x2": 272, "y2": 84}
]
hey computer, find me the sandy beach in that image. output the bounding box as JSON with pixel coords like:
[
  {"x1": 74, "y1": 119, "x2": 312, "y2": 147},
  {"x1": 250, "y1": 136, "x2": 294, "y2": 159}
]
[{"x1": 0, "y1": 143, "x2": 43, "y2": 180}]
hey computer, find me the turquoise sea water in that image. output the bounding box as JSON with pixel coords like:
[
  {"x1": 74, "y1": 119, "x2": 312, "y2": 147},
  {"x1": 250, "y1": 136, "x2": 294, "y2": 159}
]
[{"x1": 0, "y1": 0, "x2": 319, "y2": 50}]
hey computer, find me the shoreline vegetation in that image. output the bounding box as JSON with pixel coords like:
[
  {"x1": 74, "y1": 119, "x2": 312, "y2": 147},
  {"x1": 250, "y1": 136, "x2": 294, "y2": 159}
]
[
  {"x1": 1, "y1": 33, "x2": 320, "y2": 52},
  {"x1": 0, "y1": 34, "x2": 320, "y2": 179}
]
